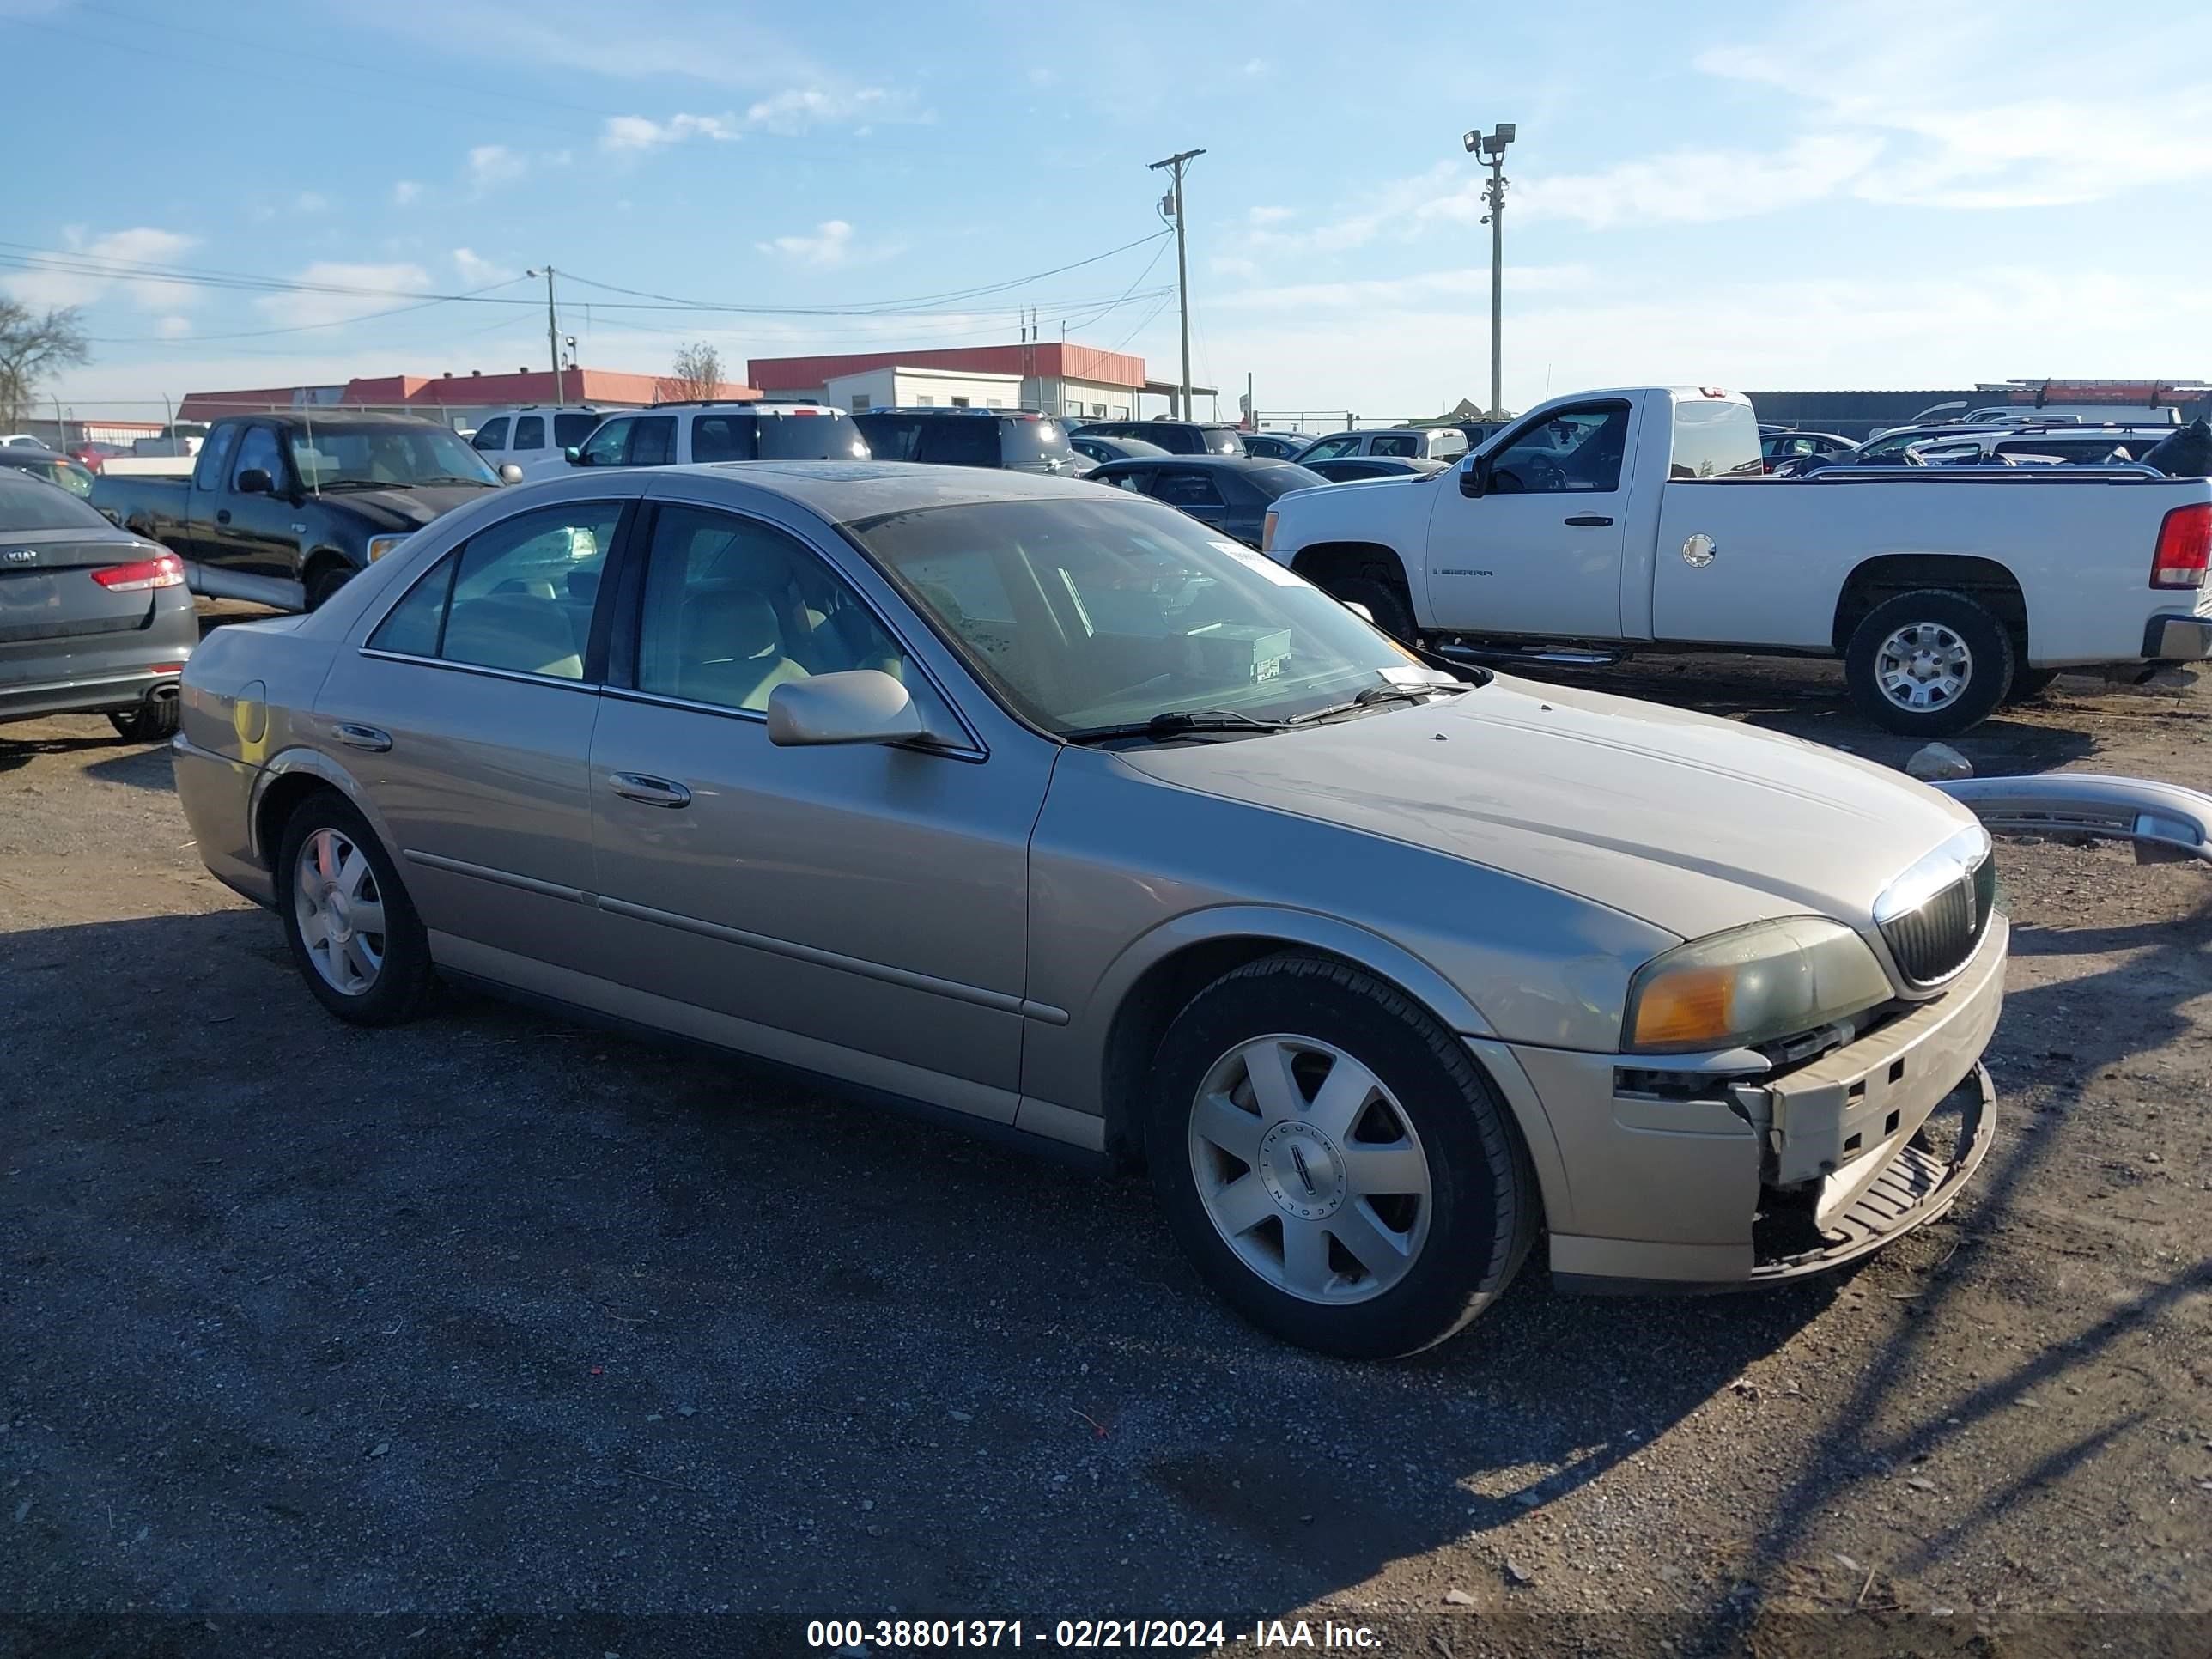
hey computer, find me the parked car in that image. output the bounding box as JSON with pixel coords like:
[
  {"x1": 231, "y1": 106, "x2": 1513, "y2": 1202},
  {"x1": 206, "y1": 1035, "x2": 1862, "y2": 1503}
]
[
  {"x1": 1297, "y1": 428, "x2": 1469, "y2": 465},
  {"x1": 850, "y1": 408, "x2": 1080, "y2": 475},
  {"x1": 0, "y1": 469, "x2": 196, "y2": 740},
  {"x1": 1961, "y1": 404, "x2": 2180, "y2": 428},
  {"x1": 1301, "y1": 456, "x2": 1446, "y2": 484},
  {"x1": 91, "y1": 411, "x2": 516, "y2": 612},
  {"x1": 1239, "y1": 432, "x2": 1312, "y2": 462},
  {"x1": 1454, "y1": 420, "x2": 1509, "y2": 449},
  {"x1": 1087, "y1": 454, "x2": 1328, "y2": 545},
  {"x1": 69, "y1": 441, "x2": 133, "y2": 472},
  {"x1": 2, "y1": 434, "x2": 48, "y2": 449},
  {"x1": 1070, "y1": 433, "x2": 1168, "y2": 467},
  {"x1": 1263, "y1": 386, "x2": 2212, "y2": 737},
  {"x1": 173, "y1": 461, "x2": 2014, "y2": 1358},
  {"x1": 570, "y1": 401, "x2": 869, "y2": 469},
  {"x1": 1903, "y1": 424, "x2": 2180, "y2": 467},
  {"x1": 469, "y1": 406, "x2": 607, "y2": 481},
  {"x1": 1071, "y1": 419, "x2": 1246, "y2": 457},
  {"x1": 1760, "y1": 429, "x2": 1854, "y2": 468},
  {"x1": 0, "y1": 446, "x2": 96, "y2": 497},
  {"x1": 1851, "y1": 423, "x2": 2011, "y2": 460},
  {"x1": 131, "y1": 422, "x2": 209, "y2": 458}
]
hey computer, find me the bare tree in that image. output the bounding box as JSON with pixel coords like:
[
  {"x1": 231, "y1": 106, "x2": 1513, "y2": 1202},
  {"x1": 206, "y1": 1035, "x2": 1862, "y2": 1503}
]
[
  {"x1": 0, "y1": 301, "x2": 90, "y2": 430},
  {"x1": 657, "y1": 342, "x2": 724, "y2": 404}
]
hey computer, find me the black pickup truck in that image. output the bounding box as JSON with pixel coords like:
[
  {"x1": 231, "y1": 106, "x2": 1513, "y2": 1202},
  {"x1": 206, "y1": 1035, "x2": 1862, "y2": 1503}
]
[{"x1": 91, "y1": 411, "x2": 517, "y2": 611}]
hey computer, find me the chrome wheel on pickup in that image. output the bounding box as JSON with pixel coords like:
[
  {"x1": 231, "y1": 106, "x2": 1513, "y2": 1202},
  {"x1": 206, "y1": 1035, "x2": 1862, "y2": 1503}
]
[
  {"x1": 1844, "y1": 588, "x2": 2014, "y2": 738},
  {"x1": 1147, "y1": 953, "x2": 1535, "y2": 1358}
]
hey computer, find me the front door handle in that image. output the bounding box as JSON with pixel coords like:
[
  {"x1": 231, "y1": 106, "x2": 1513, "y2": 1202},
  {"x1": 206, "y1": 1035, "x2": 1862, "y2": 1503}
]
[
  {"x1": 216, "y1": 509, "x2": 232, "y2": 525},
  {"x1": 334, "y1": 722, "x2": 392, "y2": 752},
  {"x1": 1563, "y1": 514, "x2": 1614, "y2": 527},
  {"x1": 610, "y1": 772, "x2": 692, "y2": 809}
]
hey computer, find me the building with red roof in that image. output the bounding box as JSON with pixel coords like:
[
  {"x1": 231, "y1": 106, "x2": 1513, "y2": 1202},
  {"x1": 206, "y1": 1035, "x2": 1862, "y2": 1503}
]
[
  {"x1": 178, "y1": 365, "x2": 757, "y2": 425},
  {"x1": 747, "y1": 343, "x2": 1215, "y2": 420}
]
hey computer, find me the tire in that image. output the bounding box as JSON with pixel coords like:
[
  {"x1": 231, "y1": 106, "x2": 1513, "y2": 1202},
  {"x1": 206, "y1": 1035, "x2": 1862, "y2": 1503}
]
[
  {"x1": 1844, "y1": 589, "x2": 2014, "y2": 738},
  {"x1": 1330, "y1": 574, "x2": 1415, "y2": 641},
  {"x1": 1145, "y1": 952, "x2": 1536, "y2": 1359},
  {"x1": 276, "y1": 791, "x2": 435, "y2": 1027},
  {"x1": 109, "y1": 699, "x2": 179, "y2": 742},
  {"x1": 303, "y1": 562, "x2": 354, "y2": 612},
  {"x1": 2003, "y1": 668, "x2": 2061, "y2": 705}
]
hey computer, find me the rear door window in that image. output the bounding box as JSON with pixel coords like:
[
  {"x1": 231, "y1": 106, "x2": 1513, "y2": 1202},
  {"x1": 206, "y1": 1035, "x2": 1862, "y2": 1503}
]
[
  {"x1": 513, "y1": 416, "x2": 545, "y2": 452},
  {"x1": 628, "y1": 417, "x2": 677, "y2": 465},
  {"x1": 691, "y1": 415, "x2": 756, "y2": 463},
  {"x1": 430, "y1": 502, "x2": 625, "y2": 678},
  {"x1": 471, "y1": 417, "x2": 510, "y2": 453},
  {"x1": 1150, "y1": 468, "x2": 1226, "y2": 508}
]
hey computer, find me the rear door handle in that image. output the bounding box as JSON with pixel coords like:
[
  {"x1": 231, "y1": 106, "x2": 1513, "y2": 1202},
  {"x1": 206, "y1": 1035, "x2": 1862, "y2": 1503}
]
[
  {"x1": 216, "y1": 509, "x2": 232, "y2": 525},
  {"x1": 334, "y1": 722, "x2": 392, "y2": 752},
  {"x1": 1564, "y1": 514, "x2": 1614, "y2": 527},
  {"x1": 610, "y1": 772, "x2": 692, "y2": 809}
]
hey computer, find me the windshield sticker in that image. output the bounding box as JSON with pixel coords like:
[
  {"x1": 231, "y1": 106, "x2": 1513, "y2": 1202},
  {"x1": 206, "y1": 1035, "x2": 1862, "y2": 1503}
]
[{"x1": 1217, "y1": 542, "x2": 1302, "y2": 586}]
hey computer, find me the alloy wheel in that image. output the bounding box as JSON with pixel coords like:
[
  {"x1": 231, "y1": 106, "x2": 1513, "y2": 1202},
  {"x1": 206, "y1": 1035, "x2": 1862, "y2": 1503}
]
[
  {"x1": 294, "y1": 827, "x2": 386, "y2": 997},
  {"x1": 1187, "y1": 1035, "x2": 1434, "y2": 1305},
  {"x1": 1875, "y1": 623, "x2": 1972, "y2": 711}
]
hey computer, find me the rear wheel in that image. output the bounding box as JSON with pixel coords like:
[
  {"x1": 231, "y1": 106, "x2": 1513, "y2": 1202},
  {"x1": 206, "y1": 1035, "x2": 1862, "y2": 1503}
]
[
  {"x1": 109, "y1": 699, "x2": 179, "y2": 742},
  {"x1": 1844, "y1": 589, "x2": 2014, "y2": 738},
  {"x1": 1145, "y1": 953, "x2": 1535, "y2": 1358},
  {"x1": 276, "y1": 793, "x2": 434, "y2": 1026}
]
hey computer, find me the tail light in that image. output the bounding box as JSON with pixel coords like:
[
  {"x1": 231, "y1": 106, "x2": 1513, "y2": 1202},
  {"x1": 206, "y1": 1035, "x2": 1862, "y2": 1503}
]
[
  {"x1": 1261, "y1": 509, "x2": 1279, "y2": 552},
  {"x1": 91, "y1": 552, "x2": 185, "y2": 592},
  {"x1": 2150, "y1": 502, "x2": 2210, "y2": 588}
]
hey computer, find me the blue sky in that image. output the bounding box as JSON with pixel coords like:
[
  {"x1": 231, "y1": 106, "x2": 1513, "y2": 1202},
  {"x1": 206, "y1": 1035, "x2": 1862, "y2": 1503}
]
[{"x1": 6, "y1": 0, "x2": 2210, "y2": 422}]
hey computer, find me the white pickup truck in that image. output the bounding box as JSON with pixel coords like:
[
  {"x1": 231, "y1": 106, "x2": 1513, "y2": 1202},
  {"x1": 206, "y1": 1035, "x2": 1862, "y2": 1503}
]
[{"x1": 1261, "y1": 386, "x2": 2212, "y2": 735}]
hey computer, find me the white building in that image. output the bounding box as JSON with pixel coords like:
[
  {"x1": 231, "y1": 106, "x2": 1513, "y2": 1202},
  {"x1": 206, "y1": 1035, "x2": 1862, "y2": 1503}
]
[{"x1": 821, "y1": 367, "x2": 1024, "y2": 413}]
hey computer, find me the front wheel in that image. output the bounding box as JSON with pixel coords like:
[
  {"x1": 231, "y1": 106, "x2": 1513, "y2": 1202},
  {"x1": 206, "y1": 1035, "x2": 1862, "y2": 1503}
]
[
  {"x1": 1145, "y1": 953, "x2": 1535, "y2": 1358},
  {"x1": 1844, "y1": 589, "x2": 2015, "y2": 738},
  {"x1": 303, "y1": 562, "x2": 355, "y2": 612},
  {"x1": 1329, "y1": 575, "x2": 1414, "y2": 641}
]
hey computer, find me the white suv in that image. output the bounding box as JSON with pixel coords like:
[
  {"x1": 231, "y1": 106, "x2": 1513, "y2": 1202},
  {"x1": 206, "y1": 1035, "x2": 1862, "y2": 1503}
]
[
  {"x1": 569, "y1": 401, "x2": 869, "y2": 469},
  {"x1": 470, "y1": 407, "x2": 607, "y2": 481},
  {"x1": 1294, "y1": 426, "x2": 1469, "y2": 464}
]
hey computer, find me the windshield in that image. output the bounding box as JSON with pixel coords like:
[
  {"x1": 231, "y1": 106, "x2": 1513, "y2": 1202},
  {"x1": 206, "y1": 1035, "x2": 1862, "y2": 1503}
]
[
  {"x1": 851, "y1": 495, "x2": 1437, "y2": 736},
  {"x1": 0, "y1": 472, "x2": 111, "y2": 530},
  {"x1": 286, "y1": 424, "x2": 499, "y2": 489}
]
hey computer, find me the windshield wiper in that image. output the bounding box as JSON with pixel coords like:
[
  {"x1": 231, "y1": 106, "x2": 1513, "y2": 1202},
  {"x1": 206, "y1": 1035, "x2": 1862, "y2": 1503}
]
[
  {"x1": 1064, "y1": 708, "x2": 1291, "y2": 745},
  {"x1": 1285, "y1": 682, "x2": 1450, "y2": 725},
  {"x1": 311, "y1": 477, "x2": 409, "y2": 491},
  {"x1": 415, "y1": 475, "x2": 495, "y2": 487}
]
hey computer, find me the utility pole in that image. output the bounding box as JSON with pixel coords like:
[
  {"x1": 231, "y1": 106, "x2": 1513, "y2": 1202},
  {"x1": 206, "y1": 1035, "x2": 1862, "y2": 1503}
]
[
  {"x1": 1149, "y1": 148, "x2": 1205, "y2": 419},
  {"x1": 526, "y1": 266, "x2": 562, "y2": 404},
  {"x1": 1462, "y1": 124, "x2": 1516, "y2": 418}
]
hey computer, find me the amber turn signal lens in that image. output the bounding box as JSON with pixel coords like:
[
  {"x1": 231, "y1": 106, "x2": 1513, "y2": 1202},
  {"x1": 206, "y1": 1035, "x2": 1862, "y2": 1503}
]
[{"x1": 1629, "y1": 964, "x2": 1735, "y2": 1048}]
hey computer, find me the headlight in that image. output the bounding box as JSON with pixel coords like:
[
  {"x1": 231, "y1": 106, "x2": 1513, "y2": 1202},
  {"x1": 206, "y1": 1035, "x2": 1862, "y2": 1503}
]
[
  {"x1": 1622, "y1": 917, "x2": 1892, "y2": 1054},
  {"x1": 366, "y1": 535, "x2": 410, "y2": 562}
]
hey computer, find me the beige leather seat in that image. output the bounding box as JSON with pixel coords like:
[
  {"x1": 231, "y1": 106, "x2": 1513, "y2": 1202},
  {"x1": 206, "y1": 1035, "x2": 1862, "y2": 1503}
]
[
  {"x1": 674, "y1": 588, "x2": 808, "y2": 712},
  {"x1": 442, "y1": 594, "x2": 585, "y2": 679}
]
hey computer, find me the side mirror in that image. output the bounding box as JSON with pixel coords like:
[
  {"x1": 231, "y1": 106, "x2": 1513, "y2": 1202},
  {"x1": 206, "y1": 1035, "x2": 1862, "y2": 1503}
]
[
  {"x1": 766, "y1": 670, "x2": 926, "y2": 748},
  {"x1": 498, "y1": 463, "x2": 525, "y2": 484},
  {"x1": 236, "y1": 468, "x2": 272, "y2": 495},
  {"x1": 1458, "y1": 458, "x2": 1487, "y2": 499},
  {"x1": 563, "y1": 446, "x2": 584, "y2": 465}
]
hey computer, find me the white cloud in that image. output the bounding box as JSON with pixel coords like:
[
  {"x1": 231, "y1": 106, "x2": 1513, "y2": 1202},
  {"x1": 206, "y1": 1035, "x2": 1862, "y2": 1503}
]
[
  {"x1": 452, "y1": 247, "x2": 516, "y2": 287},
  {"x1": 295, "y1": 191, "x2": 330, "y2": 214},
  {"x1": 743, "y1": 87, "x2": 890, "y2": 134},
  {"x1": 465, "y1": 144, "x2": 526, "y2": 191},
  {"x1": 1503, "y1": 136, "x2": 1875, "y2": 229},
  {"x1": 1247, "y1": 205, "x2": 1294, "y2": 227},
  {"x1": 155, "y1": 315, "x2": 192, "y2": 339},
  {"x1": 599, "y1": 112, "x2": 737, "y2": 152},
  {"x1": 755, "y1": 219, "x2": 854, "y2": 267},
  {"x1": 1, "y1": 226, "x2": 202, "y2": 313},
  {"x1": 392, "y1": 180, "x2": 422, "y2": 206},
  {"x1": 253, "y1": 262, "x2": 433, "y2": 329},
  {"x1": 1241, "y1": 58, "x2": 1271, "y2": 76}
]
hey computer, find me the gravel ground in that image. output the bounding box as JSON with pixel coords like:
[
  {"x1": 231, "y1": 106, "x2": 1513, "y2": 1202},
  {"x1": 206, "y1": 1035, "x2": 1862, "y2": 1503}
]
[{"x1": 1, "y1": 624, "x2": 2207, "y2": 1658}]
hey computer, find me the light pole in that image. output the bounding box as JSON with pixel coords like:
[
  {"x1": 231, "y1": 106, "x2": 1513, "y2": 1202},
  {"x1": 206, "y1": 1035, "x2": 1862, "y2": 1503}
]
[
  {"x1": 526, "y1": 266, "x2": 562, "y2": 405},
  {"x1": 1148, "y1": 148, "x2": 1205, "y2": 419},
  {"x1": 1462, "y1": 123, "x2": 1515, "y2": 419}
]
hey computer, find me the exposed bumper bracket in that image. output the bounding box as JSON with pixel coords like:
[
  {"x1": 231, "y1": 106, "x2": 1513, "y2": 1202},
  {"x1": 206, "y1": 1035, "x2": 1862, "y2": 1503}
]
[{"x1": 1932, "y1": 774, "x2": 2212, "y2": 864}]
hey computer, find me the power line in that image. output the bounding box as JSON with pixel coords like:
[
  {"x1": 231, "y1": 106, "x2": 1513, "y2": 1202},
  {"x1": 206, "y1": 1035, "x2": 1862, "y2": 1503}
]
[{"x1": 83, "y1": 277, "x2": 532, "y2": 346}]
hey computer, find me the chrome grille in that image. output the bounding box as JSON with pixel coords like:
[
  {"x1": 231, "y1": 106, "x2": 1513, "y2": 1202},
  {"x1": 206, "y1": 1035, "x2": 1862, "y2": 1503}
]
[{"x1": 1879, "y1": 853, "x2": 1996, "y2": 987}]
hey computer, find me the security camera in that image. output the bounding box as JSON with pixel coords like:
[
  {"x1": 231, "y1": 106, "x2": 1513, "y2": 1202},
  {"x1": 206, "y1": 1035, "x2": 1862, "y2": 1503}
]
[{"x1": 1463, "y1": 130, "x2": 1481, "y2": 153}]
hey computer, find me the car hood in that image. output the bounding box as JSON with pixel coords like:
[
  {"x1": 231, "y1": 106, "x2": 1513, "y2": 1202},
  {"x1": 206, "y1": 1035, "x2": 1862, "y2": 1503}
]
[
  {"x1": 1117, "y1": 674, "x2": 1980, "y2": 941},
  {"x1": 319, "y1": 483, "x2": 497, "y2": 532}
]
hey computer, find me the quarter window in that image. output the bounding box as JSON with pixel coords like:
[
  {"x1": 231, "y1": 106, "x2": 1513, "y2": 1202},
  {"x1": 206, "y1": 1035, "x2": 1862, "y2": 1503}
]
[
  {"x1": 634, "y1": 506, "x2": 908, "y2": 714},
  {"x1": 553, "y1": 412, "x2": 598, "y2": 448}
]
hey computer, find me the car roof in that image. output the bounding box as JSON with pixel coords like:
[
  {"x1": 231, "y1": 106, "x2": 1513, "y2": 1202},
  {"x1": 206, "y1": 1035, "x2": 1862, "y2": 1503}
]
[
  {"x1": 1088, "y1": 454, "x2": 1297, "y2": 471},
  {"x1": 672, "y1": 459, "x2": 1123, "y2": 521},
  {"x1": 0, "y1": 446, "x2": 70, "y2": 465}
]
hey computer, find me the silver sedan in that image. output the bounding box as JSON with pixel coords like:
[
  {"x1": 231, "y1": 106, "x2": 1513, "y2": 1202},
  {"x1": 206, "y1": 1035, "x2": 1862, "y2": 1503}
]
[{"x1": 173, "y1": 462, "x2": 2007, "y2": 1357}]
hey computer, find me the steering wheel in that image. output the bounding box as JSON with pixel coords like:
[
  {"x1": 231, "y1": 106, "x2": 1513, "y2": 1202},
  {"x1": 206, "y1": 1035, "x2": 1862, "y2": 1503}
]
[{"x1": 1516, "y1": 453, "x2": 1567, "y2": 492}]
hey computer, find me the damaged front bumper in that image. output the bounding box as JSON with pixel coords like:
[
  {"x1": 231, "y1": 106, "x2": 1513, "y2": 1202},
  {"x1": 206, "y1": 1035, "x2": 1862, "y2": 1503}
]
[
  {"x1": 1503, "y1": 913, "x2": 2007, "y2": 1293},
  {"x1": 1934, "y1": 774, "x2": 2212, "y2": 865}
]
